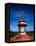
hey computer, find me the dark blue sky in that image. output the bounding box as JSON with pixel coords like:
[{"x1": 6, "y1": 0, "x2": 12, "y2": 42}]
[{"x1": 10, "y1": 4, "x2": 34, "y2": 32}]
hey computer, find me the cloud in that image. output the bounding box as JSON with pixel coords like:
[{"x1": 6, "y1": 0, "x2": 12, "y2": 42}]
[{"x1": 15, "y1": 11, "x2": 24, "y2": 17}]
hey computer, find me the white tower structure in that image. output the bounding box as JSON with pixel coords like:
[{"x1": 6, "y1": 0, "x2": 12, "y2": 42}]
[{"x1": 18, "y1": 19, "x2": 27, "y2": 35}]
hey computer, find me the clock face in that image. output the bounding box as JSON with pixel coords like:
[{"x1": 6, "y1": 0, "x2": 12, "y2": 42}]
[{"x1": 20, "y1": 27, "x2": 25, "y2": 32}]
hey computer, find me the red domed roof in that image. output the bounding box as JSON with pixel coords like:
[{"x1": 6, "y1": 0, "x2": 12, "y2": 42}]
[{"x1": 19, "y1": 19, "x2": 27, "y2": 23}]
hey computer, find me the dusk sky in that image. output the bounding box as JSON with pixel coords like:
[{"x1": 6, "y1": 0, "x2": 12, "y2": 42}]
[{"x1": 9, "y1": 4, "x2": 34, "y2": 32}]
